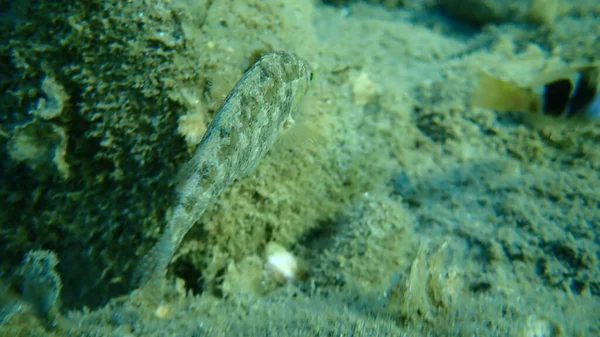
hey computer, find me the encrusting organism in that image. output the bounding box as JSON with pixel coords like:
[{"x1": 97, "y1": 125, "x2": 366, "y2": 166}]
[{"x1": 133, "y1": 52, "x2": 313, "y2": 304}]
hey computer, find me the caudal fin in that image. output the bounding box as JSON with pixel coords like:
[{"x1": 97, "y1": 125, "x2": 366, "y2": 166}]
[{"x1": 131, "y1": 234, "x2": 174, "y2": 305}]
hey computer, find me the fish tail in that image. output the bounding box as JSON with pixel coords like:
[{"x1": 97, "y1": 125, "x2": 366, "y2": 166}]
[
  {"x1": 131, "y1": 204, "x2": 197, "y2": 304},
  {"x1": 471, "y1": 70, "x2": 539, "y2": 114},
  {"x1": 131, "y1": 233, "x2": 174, "y2": 305}
]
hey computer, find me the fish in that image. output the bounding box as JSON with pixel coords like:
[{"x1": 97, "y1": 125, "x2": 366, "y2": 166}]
[
  {"x1": 471, "y1": 64, "x2": 600, "y2": 121},
  {"x1": 132, "y1": 52, "x2": 313, "y2": 303}
]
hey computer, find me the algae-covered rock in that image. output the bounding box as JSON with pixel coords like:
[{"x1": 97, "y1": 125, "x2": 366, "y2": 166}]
[
  {"x1": 0, "y1": 280, "x2": 23, "y2": 325},
  {"x1": 0, "y1": 0, "x2": 196, "y2": 310},
  {"x1": 435, "y1": 0, "x2": 540, "y2": 25},
  {"x1": 322, "y1": 0, "x2": 407, "y2": 8},
  {"x1": 439, "y1": 0, "x2": 574, "y2": 26},
  {"x1": 321, "y1": 0, "x2": 563, "y2": 25}
]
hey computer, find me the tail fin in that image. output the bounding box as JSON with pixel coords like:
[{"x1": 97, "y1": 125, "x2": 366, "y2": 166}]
[
  {"x1": 471, "y1": 70, "x2": 539, "y2": 114},
  {"x1": 131, "y1": 234, "x2": 175, "y2": 305}
]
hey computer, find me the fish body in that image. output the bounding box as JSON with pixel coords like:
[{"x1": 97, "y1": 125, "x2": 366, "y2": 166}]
[
  {"x1": 133, "y1": 52, "x2": 312, "y2": 301},
  {"x1": 471, "y1": 64, "x2": 600, "y2": 120}
]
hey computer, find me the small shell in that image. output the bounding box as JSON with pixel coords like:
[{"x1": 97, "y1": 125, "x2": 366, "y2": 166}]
[{"x1": 265, "y1": 242, "x2": 301, "y2": 282}]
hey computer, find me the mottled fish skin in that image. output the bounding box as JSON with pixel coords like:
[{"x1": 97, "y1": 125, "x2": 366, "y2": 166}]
[{"x1": 133, "y1": 52, "x2": 312, "y2": 301}]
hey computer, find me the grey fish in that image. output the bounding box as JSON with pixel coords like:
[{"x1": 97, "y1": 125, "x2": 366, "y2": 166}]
[{"x1": 133, "y1": 52, "x2": 313, "y2": 302}]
